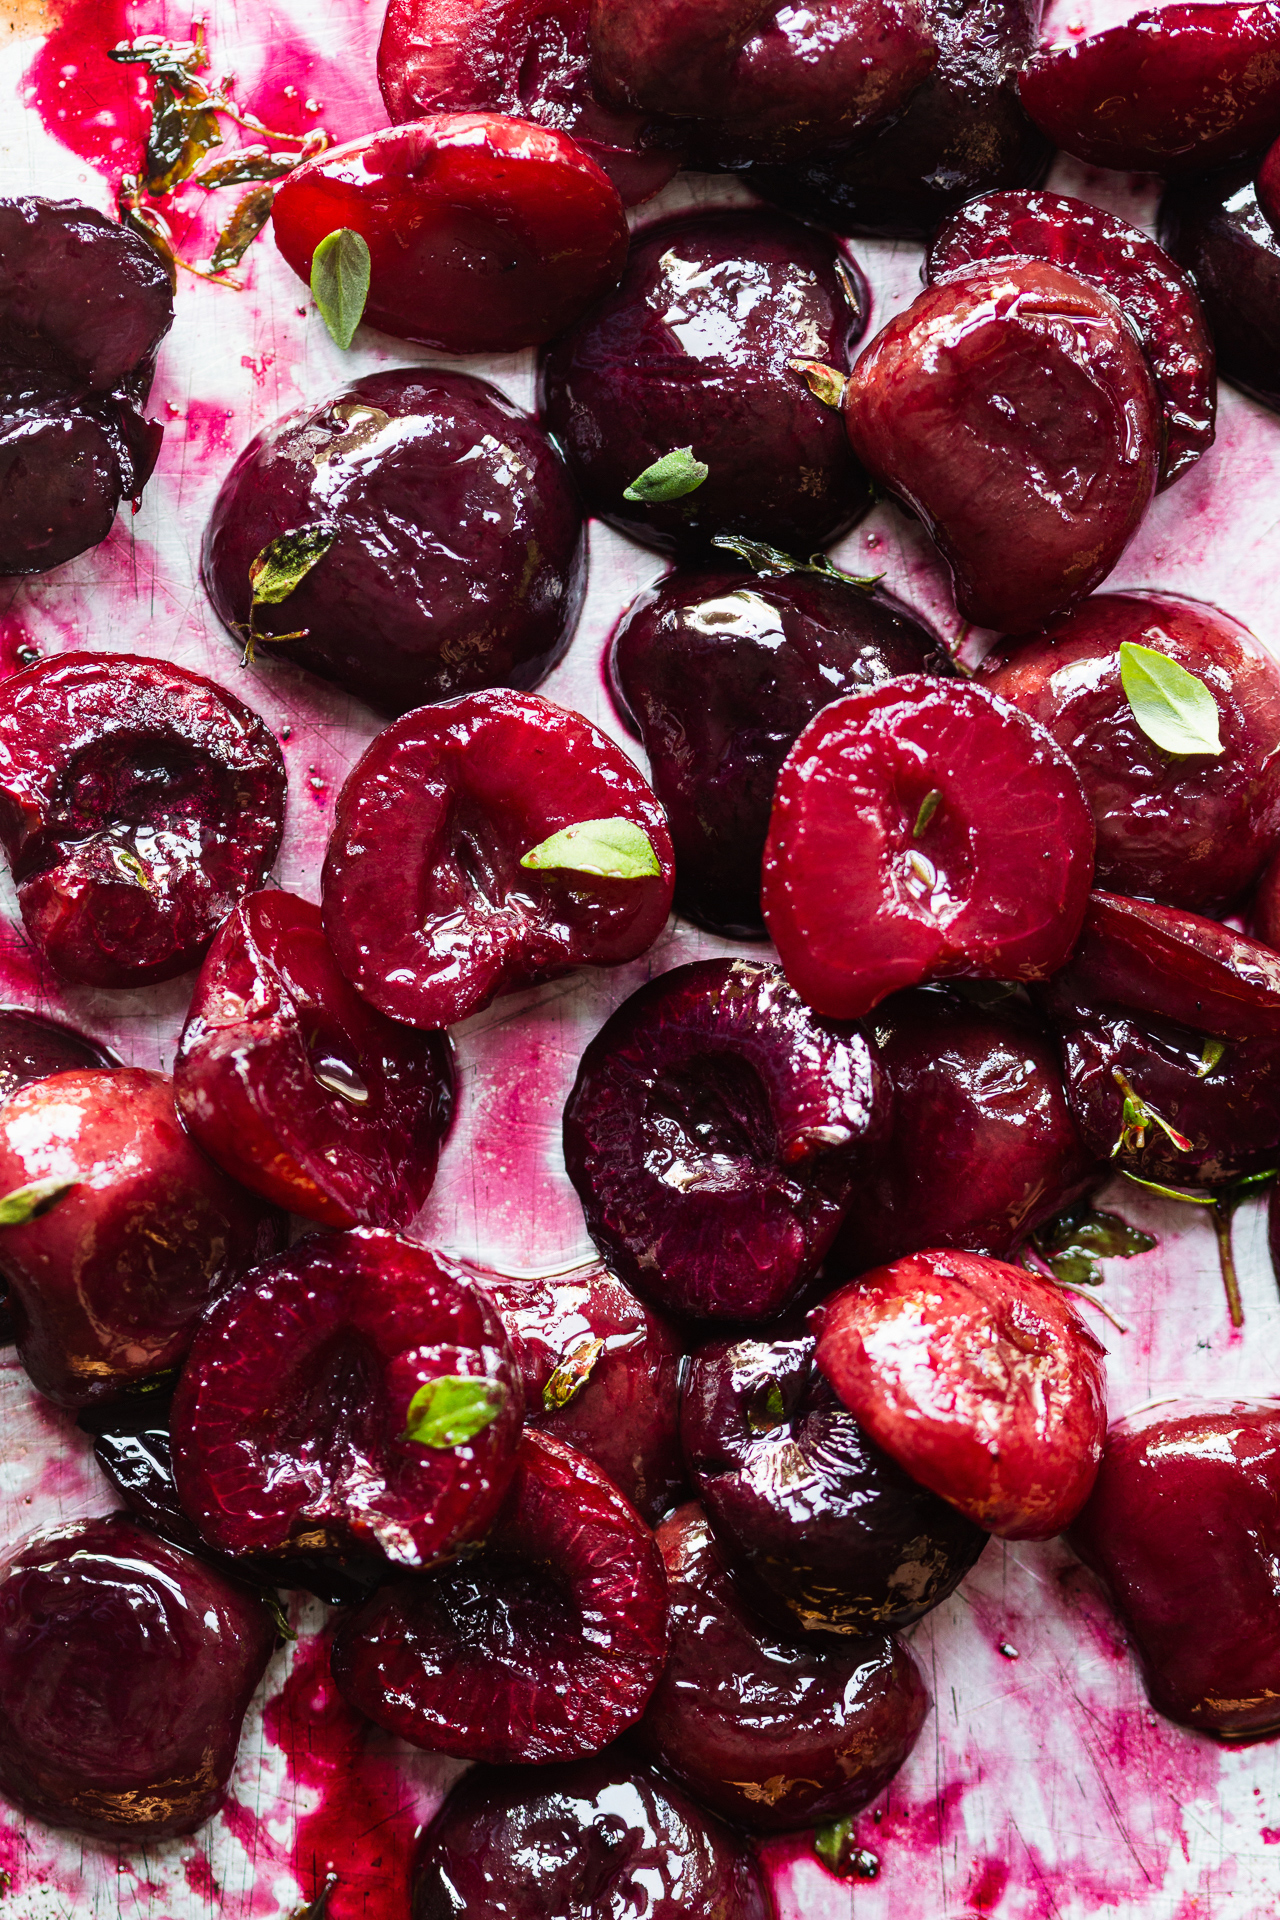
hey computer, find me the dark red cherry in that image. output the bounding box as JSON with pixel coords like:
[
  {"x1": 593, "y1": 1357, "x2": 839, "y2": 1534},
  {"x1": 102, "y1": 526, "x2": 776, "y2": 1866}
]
[
  {"x1": 681, "y1": 1330, "x2": 988, "y2": 1640},
  {"x1": 538, "y1": 209, "x2": 873, "y2": 557},
  {"x1": 377, "y1": 0, "x2": 684, "y2": 205},
  {"x1": 171, "y1": 1229, "x2": 523, "y2": 1570},
  {"x1": 928, "y1": 191, "x2": 1215, "y2": 490},
  {"x1": 468, "y1": 1258, "x2": 684, "y2": 1523},
  {"x1": 609, "y1": 556, "x2": 951, "y2": 937},
  {"x1": 1068, "y1": 1400, "x2": 1280, "y2": 1736},
  {"x1": 1019, "y1": 4, "x2": 1280, "y2": 177},
  {"x1": 1253, "y1": 841, "x2": 1280, "y2": 948},
  {"x1": 844, "y1": 263, "x2": 1161, "y2": 632},
  {"x1": 761, "y1": 677, "x2": 1095, "y2": 1020},
  {"x1": 638, "y1": 1502, "x2": 929, "y2": 1831},
  {"x1": 813, "y1": 1248, "x2": 1108, "y2": 1539},
  {"x1": 0, "y1": 1068, "x2": 281, "y2": 1410},
  {"x1": 413, "y1": 1756, "x2": 773, "y2": 1920},
  {"x1": 175, "y1": 890, "x2": 454, "y2": 1229},
  {"x1": 0, "y1": 1512, "x2": 275, "y2": 1840},
  {"x1": 202, "y1": 369, "x2": 586, "y2": 718},
  {"x1": 563, "y1": 958, "x2": 884, "y2": 1322},
  {"x1": 0, "y1": 652, "x2": 286, "y2": 987},
  {"x1": 321, "y1": 689, "x2": 675, "y2": 1031},
  {"x1": 1159, "y1": 161, "x2": 1280, "y2": 414},
  {"x1": 272, "y1": 115, "x2": 628, "y2": 354},
  {"x1": 332, "y1": 1430, "x2": 670, "y2": 1763}
]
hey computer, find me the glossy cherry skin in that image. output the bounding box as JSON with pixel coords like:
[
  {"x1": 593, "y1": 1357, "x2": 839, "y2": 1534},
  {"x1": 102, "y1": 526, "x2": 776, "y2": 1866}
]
[
  {"x1": 171, "y1": 1229, "x2": 522, "y2": 1571},
  {"x1": 761, "y1": 677, "x2": 1096, "y2": 1020},
  {"x1": 845, "y1": 263, "x2": 1161, "y2": 633},
  {"x1": 1159, "y1": 161, "x2": 1280, "y2": 414},
  {"x1": 1253, "y1": 842, "x2": 1280, "y2": 948},
  {"x1": 638, "y1": 1502, "x2": 929, "y2": 1831},
  {"x1": 681, "y1": 1330, "x2": 987, "y2": 1640},
  {"x1": 539, "y1": 210, "x2": 873, "y2": 557},
  {"x1": 468, "y1": 1259, "x2": 684, "y2": 1523},
  {"x1": 563, "y1": 958, "x2": 884, "y2": 1322},
  {"x1": 981, "y1": 596, "x2": 1280, "y2": 913},
  {"x1": 0, "y1": 197, "x2": 171, "y2": 576},
  {"x1": 746, "y1": 0, "x2": 1050, "y2": 241},
  {"x1": 813, "y1": 1249, "x2": 1108, "y2": 1539},
  {"x1": 832, "y1": 987, "x2": 1097, "y2": 1272},
  {"x1": 0, "y1": 1513, "x2": 276, "y2": 1840},
  {"x1": 332, "y1": 1430, "x2": 670, "y2": 1763},
  {"x1": 377, "y1": 0, "x2": 684, "y2": 206},
  {"x1": 412, "y1": 1757, "x2": 773, "y2": 1920},
  {"x1": 928, "y1": 192, "x2": 1215, "y2": 490},
  {"x1": 1019, "y1": 4, "x2": 1280, "y2": 178},
  {"x1": 0, "y1": 1068, "x2": 281, "y2": 1410},
  {"x1": 0, "y1": 653, "x2": 286, "y2": 987},
  {"x1": 175, "y1": 891, "x2": 454, "y2": 1229},
  {"x1": 322, "y1": 689, "x2": 675, "y2": 1031},
  {"x1": 203, "y1": 369, "x2": 586, "y2": 718},
  {"x1": 609, "y1": 560, "x2": 950, "y2": 937},
  {"x1": 1069, "y1": 1401, "x2": 1280, "y2": 1736}
]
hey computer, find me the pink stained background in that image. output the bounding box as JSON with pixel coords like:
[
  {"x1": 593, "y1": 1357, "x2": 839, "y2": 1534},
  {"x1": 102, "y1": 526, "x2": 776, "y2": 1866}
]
[{"x1": 3, "y1": 0, "x2": 1280, "y2": 1912}]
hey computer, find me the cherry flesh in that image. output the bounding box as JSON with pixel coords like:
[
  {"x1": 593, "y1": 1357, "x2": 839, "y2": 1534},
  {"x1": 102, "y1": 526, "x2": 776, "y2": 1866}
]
[
  {"x1": 844, "y1": 263, "x2": 1162, "y2": 632},
  {"x1": 175, "y1": 890, "x2": 455, "y2": 1229},
  {"x1": 1019, "y1": 4, "x2": 1280, "y2": 178},
  {"x1": 0, "y1": 1068, "x2": 281, "y2": 1410},
  {"x1": 0, "y1": 652, "x2": 287, "y2": 987},
  {"x1": 0, "y1": 197, "x2": 172, "y2": 577},
  {"x1": 203, "y1": 369, "x2": 586, "y2": 718},
  {"x1": 563, "y1": 957, "x2": 883, "y2": 1322},
  {"x1": 761, "y1": 676, "x2": 1095, "y2": 1020},
  {"x1": 412, "y1": 1756, "x2": 774, "y2": 1920},
  {"x1": 638, "y1": 1502, "x2": 929, "y2": 1831},
  {"x1": 332, "y1": 1430, "x2": 670, "y2": 1763},
  {"x1": 0, "y1": 1512, "x2": 275, "y2": 1840},
  {"x1": 981, "y1": 595, "x2": 1280, "y2": 913},
  {"x1": 171, "y1": 1228, "x2": 523, "y2": 1570},
  {"x1": 1159, "y1": 160, "x2": 1280, "y2": 414},
  {"x1": 814, "y1": 1248, "x2": 1108, "y2": 1539},
  {"x1": 539, "y1": 209, "x2": 873, "y2": 557},
  {"x1": 681, "y1": 1330, "x2": 988, "y2": 1640},
  {"x1": 1069, "y1": 1400, "x2": 1280, "y2": 1737},
  {"x1": 928, "y1": 191, "x2": 1216, "y2": 490},
  {"x1": 832, "y1": 987, "x2": 1097, "y2": 1271},
  {"x1": 468, "y1": 1258, "x2": 684, "y2": 1523},
  {"x1": 746, "y1": 0, "x2": 1050, "y2": 241},
  {"x1": 609, "y1": 556, "x2": 950, "y2": 937},
  {"x1": 377, "y1": 0, "x2": 684, "y2": 206},
  {"x1": 321, "y1": 688, "x2": 675, "y2": 1031},
  {"x1": 272, "y1": 114, "x2": 628, "y2": 354}
]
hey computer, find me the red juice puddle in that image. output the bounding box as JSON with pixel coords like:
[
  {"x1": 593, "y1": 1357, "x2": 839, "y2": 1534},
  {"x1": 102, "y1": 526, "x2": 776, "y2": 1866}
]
[{"x1": 183, "y1": 1850, "x2": 220, "y2": 1898}]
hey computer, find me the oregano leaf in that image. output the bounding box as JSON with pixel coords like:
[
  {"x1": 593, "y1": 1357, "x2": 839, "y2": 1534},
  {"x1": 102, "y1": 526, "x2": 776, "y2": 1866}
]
[
  {"x1": 813, "y1": 1816, "x2": 879, "y2": 1879},
  {"x1": 520, "y1": 818, "x2": 660, "y2": 880},
  {"x1": 311, "y1": 228, "x2": 371, "y2": 350},
  {"x1": 402, "y1": 1376, "x2": 508, "y2": 1449},
  {"x1": 623, "y1": 446, "x2": 708, "y2": 504},
  {"x1": 249, "y1": 525, "x2": 337, "y2": 607},
  {"x1": 0, "y1": 1177, "x2": 77, "y2": 1226},
  {"x1": 710, "y1": 533, "x2": 880, "y2": 591},
  {"x1": 1119, "y1": 641, "x2": 1222, "y2": 756},
  {"x1": 789, "y1": 358, "x2": 847, "y2": 408},
  {"x1": 1030, "y1": 1202, "x2": 1156, "y2": 1287},
  {"x1": 543, "y1": 1336, "x2": 606, "y2": 1412},
  {"x1": 209, "y1": 184, "x2": 277, "y2": 273}
]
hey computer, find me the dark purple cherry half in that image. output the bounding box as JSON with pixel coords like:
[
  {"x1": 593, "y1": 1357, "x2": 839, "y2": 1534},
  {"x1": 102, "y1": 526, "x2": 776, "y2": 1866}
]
[
  {"x1": 563, "y1": 957, "x2": 884, "y2": 1322},
  {"x1": 1159, "y1": 161, "x2": 1280, "y2": 415}
]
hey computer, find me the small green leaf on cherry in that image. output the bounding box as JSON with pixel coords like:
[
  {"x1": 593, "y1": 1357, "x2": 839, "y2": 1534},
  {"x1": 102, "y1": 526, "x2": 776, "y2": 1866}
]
[
  {"x1": 520, "y1": 818, "x2": 660, "y2": 881},
  {"x1": 0, "y1": 1177, "x2": 78, "y2": 1227},
  {"x1": 311, "y1": 227, "x2": 372, "y2": 350},
  {"x1": 623, "y1": 446, "x2": 708, "y2": 504},
  {"x1": 402, "y1": 1376, "x2": 508, "y2": 1449},
  {"x1": 789, "y1": 358, "x2": 847, "y2": 408},
  {"x1": 1119, "y1": 641, "x2": 1222, "y2": 757},
  {"x1": 913, "y1": 789, "x2": 942, "y2": 836},
  {"x1": 249, "y1": 525, "x2": 337, "y2": 607},
  {"x1": 543, "y1": 1336, "x2": 606, "y2": 1412},
  {"x1": 1197, "y1": 1037, "x2": 1227, "y2": 1079}
]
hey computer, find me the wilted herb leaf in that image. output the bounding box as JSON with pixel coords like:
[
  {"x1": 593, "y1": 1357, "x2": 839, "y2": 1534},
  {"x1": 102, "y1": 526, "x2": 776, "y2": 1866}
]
[
  {"x1": 623, "y1": 446, "x2": 708, "y2": 504},
  {"x1": 711, "y1": 533, "x2": 880, "y2": 591},
  {"x1": 814, "y1": 1817, "x2": 879, "y2": 1879},
  {"x1": 311, "y1": 229, "x2": 372, "y2": 350},
  {"x1": 198, "y1": 145, "x2": 300, "y2": 189},
  {"x1": 209, "y1": 185, "x2": 276, "y2": 273},
  {"x1": 543, "y1": 1336, "x2": 606, "y2": 1412},
  {"x1": 0, "y1": 1177, "x2": 77, "y2": 1226},
  {"x1": 249, "y1": 525, "x2": 337, "y2": 607},
  {"x1": 110, "y1": 34, "x2": 224, "y2": 193},
  {"x1": 789, "y1": 358, "x2": 847, "y2": 408},
  {"x1": 403, "y1": 1376, "x2": 508, "y2": 1449},
  {"x1": 1030, "y1": 1202, "x2": 1156, "y2": 1287},
  {"x1": 520, "y1": 818, "x2": 660, "y2": 880}
]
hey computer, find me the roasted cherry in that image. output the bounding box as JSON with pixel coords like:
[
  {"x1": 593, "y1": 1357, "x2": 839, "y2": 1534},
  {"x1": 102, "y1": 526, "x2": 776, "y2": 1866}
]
[
  {"x1": 563, "y1": 958, "x2": 883, "y2": 1322},
  {"x1": 171, "y1": 1228, "x2": 522, "y2": 1571},
  {"x1": 814, "y1": 1248, "x2": 1108, "y2": 1538},
  {"x1": 0, "y1": 652, "x2": 286, "y2": 987},
  {"x1": 0, "y1": 1513, "x2": 275, "y2": 1839},
  {"x1": 1159, "y1": 160, "x2": 1280, "y2": 414},
  {"x1": 203, "y1": 369, "x2": 586, "y2": 717},
  {"x1": 321, "y1": 689, "x2": 675, "y2": 1031},
  {"x1": 272, "y1": 114, "x2": 628, "y2": 354},
  {"x1": 609, "y1": 554, "x2": 950, "y2": 937},
  {"x1": 638, "y1": 1502, "x2": 929, "y2": 1831},
  {"x1": 761, "y1": 677, "x2": 1095, "y2": 1020},
  {"x1": 681, "y1": 1330, "x2": 988, "y2": 1639},
  {"x1": 332, "y1": 1430, "x2": 670, "y2": 1763},
  {"x1": 844, "y1": 263, "x2": 1161, "y2": 632},
  {"x1": 539, "y1": 209, "x2": 873, "y2": 556},
  {"x1": 0, "y1": 1068, "x2": 280, "y2": 1410}
]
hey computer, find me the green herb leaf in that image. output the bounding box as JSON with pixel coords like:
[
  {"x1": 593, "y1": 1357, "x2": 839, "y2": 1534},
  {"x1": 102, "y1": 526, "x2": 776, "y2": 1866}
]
[
  {"x1": 1111, "y1": 1067, "x2": 1194, "y2": 1159},
  {"x1": 1197, "y1": 1037, "x2": 1227, "y2": 1080},
  {"x1": 543, "y1": 1336, "x2": 606, "y2": 1412},
  {"x1": 311, "y1": 229, "x2": 371, "y2": 350},
  {"x1": 403, "y1": 1375, "x2": 508, "y2": 1449},
  {"x1": 623, "y1": 446, "x2": 708, "y2": 505},
  {"x1": 209, "y1": 184, "x2": 277, "y2": 273},
  {"x1": 198, "y1": 146, "x2": 301, "y2": 189},
  {"x1": 0, "y1": 1177, "x2": 77, "y2": 1226},
  {"x1": 1030, "y1": 1202, "x2": 1156, "y2": 1288},
  {"x1": 813, "y1": 1816, "x2": 879, "y2": 1879},
  {"x1": 913, "y1": 789, "x2": 942, "y2": 836},
  {"x1": 520, "y1": 818, "x2": 660, "y2": 880},
  {"x1": 109, "y1": 33, "x2": 225, "y2": 193},
  {"x1": 249, "y1": 525, "x2": 337, "y2": 607},
  {"x1": 1119, "y1": 641, "x2": 1222, "y2": 757},
  {"x1": 109, "y1": 845, "x2": 151, "y2": 890},
  {"x1": 789, "y1": 358, "x2": 847, "y2": 408},
  {"x1": 711, "y1": 533, "x2": 881, "y2": 592},
  {"x1": 747, "y1": 1380, "x2": 787, "y2": 1434}
]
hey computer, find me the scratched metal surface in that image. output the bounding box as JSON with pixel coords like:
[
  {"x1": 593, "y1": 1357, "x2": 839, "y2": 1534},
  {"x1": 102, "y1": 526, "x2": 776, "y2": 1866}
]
[{"x1": 2, "y1": 0, "x2": 1280, "y2": 1911}]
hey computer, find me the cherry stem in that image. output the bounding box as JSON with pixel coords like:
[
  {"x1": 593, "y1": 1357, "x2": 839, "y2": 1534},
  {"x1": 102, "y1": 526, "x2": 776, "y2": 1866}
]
[
  {"x1": 1211, "y1": 1203, "x2": 1244, "y2": 1330},
  {"x1": 1120, "y1": 1168, "x2": 1278, "y2": 1329}
]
